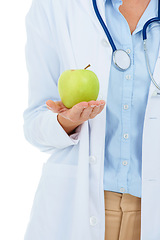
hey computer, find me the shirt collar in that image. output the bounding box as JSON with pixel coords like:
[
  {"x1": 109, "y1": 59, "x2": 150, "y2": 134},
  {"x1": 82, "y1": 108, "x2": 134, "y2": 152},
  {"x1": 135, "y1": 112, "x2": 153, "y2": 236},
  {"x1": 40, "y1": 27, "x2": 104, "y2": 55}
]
[
  {"x1": 134, "y1": 0, "x2": 158, "y2": 34},
  {"x1": 103, "y1": 0, "x2": 122, "y2": 4},
  {"x1": 104, "y1": 0, "x2": 158, "y2": 34},
  {"x1": 104, "y1": 0, "x2": 122, "y2": 11}
]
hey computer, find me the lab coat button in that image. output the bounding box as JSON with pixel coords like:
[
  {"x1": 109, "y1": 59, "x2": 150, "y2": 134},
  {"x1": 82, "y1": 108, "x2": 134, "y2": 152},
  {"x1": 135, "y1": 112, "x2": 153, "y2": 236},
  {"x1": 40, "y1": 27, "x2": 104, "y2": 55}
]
[
  {"x1": 101, "y1": 38, "x2": 109, "y2": 47},
  {"x1": 89, "y1": 156, "x2": 97, "y2": 165},
  {"x1": 152, "y1": 90, "x2": 158, "y2": 97},
  {"x1": 90, "y1": 216, "x2": 98, "y2": 226}
]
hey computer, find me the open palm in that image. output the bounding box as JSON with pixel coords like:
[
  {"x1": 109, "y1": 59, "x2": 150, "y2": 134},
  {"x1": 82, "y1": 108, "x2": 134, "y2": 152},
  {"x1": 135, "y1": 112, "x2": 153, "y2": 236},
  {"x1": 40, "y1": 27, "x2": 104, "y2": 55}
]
[{"x1": 46, "y1": 99, "x2": 105, "y2": 123}]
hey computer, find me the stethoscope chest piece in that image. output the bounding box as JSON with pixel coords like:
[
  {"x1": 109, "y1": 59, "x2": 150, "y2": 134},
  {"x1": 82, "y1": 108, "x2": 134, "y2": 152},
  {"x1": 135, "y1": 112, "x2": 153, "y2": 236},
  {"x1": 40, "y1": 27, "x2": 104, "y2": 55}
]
[{"x1": 113, "y1": 49, "x2": 131, "y2": 71}]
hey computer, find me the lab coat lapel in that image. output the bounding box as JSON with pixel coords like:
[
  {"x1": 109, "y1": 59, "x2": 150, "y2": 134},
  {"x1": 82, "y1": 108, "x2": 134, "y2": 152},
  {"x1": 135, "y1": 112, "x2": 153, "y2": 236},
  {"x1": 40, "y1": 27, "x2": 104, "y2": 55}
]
[
  {"x1": 142, "y1": 51, "x2": 160, "y2": 121},
  {"x1": 141, "y1": 48, "x2": 160, "y2": 180},
  {"x1": 87, "y1": 21, "x2": 112, "y2": 240},
  {"x1": 141, "y1": 48, "x2": 160, "y2": 240},
  {"x1": 80, "y1": 0, "x2": 110, "y2": 44}
]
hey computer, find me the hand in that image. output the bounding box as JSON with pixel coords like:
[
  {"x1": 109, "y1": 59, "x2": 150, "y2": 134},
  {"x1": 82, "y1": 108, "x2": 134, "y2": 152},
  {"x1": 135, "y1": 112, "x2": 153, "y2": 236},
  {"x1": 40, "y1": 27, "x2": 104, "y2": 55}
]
[{"x1": 46, "y1": 99, "x2": 106, "y2": 124}]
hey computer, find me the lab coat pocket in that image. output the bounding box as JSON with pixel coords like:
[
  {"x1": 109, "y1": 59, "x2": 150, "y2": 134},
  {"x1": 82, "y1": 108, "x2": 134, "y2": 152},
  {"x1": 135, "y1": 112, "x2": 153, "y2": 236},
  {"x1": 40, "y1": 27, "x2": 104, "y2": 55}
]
[
  {"x1": 146, "y1": 94, "x2": 160, "y2": 119},
  {"x1": 42, "y1": 161, "x2": 78, "y2": 206},
  {"x1": 43, "y1": 161, "x2": 78, "y2": 178},
  {"x1": 42, "y1": 161, "x2": 78, "y2": 202}
]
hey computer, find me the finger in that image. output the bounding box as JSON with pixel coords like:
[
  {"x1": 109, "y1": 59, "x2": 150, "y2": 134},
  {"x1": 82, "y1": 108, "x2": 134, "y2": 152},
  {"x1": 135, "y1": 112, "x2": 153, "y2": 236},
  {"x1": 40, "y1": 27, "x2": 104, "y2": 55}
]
[
  {"x1": 89, "y1": 105, "x2": 101, "y2": 119},
  {"x1": 66, "y1": 102, "x2": 89, "y2": 122},
  {"x1": 86, "y1": 100, "x2": 105, "y2": 119},
  {"x1": 46, "y1": 100, "x2": 68, "y2": 113},
  {"x1": 78, "y1": 100, "x2": 105, "y2": 121},
  {"x1": 88, "y1": 100, "x2": 106, "y2": 107},
  {"x1": 89, "y1": 104, "x2": 105, "y2": 119},
  {"x1": 80, "y1": 105, "x2": 94, "y2": 120}
]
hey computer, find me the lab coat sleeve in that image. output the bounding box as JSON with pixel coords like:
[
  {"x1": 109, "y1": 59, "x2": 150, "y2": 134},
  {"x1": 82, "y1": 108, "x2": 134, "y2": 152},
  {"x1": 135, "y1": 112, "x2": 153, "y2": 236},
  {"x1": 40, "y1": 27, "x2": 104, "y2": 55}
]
[{"x1": 23, "y1": 0, "x2": 82, "y2": 152}]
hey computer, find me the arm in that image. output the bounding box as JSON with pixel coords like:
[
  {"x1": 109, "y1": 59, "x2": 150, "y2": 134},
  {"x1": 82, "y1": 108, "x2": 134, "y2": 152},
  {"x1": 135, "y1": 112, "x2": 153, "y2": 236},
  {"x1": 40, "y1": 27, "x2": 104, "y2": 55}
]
[
  {"x1": 23, "y1": 0, "x2": 105, "y2": 153},
  {"x1": 57, "y1": 115, "x2": 82, "y2": 136},
  {"x1": 23, "y1": 0, "x2": 81, "y2": 152}
]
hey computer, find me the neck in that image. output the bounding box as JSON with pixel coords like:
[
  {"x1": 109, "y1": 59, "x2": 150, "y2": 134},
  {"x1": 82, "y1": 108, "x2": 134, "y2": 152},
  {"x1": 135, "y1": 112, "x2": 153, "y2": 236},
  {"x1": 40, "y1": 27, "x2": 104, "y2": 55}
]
[{"x1": 119, "y1": 0, "x2": 151, "y2": 34}]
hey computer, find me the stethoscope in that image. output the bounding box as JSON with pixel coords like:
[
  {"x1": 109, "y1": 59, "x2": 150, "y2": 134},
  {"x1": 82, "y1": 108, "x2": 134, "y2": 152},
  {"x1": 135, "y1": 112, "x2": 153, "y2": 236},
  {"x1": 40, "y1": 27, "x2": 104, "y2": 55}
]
[{"x1": 92, "y1": 0, "x2": 160, "y2": 93}]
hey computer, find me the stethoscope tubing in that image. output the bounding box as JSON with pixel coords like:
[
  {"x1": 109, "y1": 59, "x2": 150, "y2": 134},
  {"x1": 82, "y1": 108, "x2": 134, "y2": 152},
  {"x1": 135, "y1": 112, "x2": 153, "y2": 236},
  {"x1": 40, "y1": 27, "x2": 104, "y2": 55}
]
[
  {"x1": 92, "y1": 0, "x2": 160, "y2": 92},
  {"x1": 144, "y1": 39, "x2": 160, "y2": 91},
  {"x1": 92, "y1": 0, "x2": 116, "y2": 52},
  {"x1": 92, "y1": 0, "x2": 160, "y2": 51},
  {"x1": 143, "y1": 17, "x2": 160, "y2": 40}
]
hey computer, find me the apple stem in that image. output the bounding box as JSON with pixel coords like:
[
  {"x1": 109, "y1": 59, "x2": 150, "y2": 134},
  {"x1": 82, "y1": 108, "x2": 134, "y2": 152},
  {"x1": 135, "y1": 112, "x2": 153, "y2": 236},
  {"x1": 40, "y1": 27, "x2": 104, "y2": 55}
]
[{"x1": 84, "y1": 64, "x2": 91, "y2": 70}]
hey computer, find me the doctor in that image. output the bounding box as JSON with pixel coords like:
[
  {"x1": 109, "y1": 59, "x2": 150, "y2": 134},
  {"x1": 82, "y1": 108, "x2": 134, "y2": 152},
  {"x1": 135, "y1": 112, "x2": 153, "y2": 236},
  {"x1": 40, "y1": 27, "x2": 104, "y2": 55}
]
[{"x1": 23, "y1": 0, "x2": 160, "y2": 239}]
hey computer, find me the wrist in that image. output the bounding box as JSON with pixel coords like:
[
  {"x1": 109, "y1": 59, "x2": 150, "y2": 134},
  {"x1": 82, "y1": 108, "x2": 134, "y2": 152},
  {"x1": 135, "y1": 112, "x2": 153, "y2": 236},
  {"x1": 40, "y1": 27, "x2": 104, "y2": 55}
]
[{"x1": 57, "y1": 114, "x2": 83, "y2": 135}]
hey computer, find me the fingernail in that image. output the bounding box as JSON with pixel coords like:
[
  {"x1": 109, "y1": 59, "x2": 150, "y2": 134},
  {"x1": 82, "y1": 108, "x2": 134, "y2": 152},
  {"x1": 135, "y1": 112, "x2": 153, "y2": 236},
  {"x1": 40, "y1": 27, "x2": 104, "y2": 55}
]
[{"x1": 91, "y1": 105, "x2": 96, "y2": 107}]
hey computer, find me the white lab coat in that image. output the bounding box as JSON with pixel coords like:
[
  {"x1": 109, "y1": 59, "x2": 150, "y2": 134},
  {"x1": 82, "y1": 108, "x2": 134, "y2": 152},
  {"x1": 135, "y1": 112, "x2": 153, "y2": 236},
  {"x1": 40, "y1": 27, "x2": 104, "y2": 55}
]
[{"x1": 23, "y1": 0, "x2": 160, "y2": 239}]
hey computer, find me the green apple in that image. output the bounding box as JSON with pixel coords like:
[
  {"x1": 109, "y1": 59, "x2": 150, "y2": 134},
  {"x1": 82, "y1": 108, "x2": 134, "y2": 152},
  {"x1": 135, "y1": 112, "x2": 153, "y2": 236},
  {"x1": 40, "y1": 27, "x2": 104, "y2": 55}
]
[{"x1": 58, "y1": 65, "x2": 100, "y2": 108}]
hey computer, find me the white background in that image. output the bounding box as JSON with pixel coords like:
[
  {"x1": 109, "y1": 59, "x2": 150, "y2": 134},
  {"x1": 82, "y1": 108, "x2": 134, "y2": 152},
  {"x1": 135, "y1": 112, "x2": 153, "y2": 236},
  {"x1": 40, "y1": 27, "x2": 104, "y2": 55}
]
[{"x1": 0, "y1": 1, "x2": 48, "y2": 239}]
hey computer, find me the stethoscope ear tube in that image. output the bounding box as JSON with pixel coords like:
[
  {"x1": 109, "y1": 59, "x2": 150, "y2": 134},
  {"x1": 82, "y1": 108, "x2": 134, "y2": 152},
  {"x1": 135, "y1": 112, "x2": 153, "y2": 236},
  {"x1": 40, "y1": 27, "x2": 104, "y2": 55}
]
[
  {"x1": 143, "y1": 17, "x2": 160, "y2": 40},
  {"x1": 144, "y1": 39, "x2": 160, "y2": 91}
]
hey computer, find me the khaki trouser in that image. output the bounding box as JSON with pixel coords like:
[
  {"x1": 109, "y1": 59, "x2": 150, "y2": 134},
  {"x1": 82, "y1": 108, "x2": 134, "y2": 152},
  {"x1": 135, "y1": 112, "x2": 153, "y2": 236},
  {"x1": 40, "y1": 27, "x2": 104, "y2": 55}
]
[{"x1": 104, "y1": 190, "x2": 141, "y2": 240}]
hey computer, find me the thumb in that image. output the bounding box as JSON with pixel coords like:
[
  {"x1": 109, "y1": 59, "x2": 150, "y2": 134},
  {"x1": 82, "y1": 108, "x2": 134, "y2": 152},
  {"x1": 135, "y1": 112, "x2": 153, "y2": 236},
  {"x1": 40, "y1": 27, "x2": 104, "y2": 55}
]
[{"x1": 46, "y1": 100, "x2": 61, "y2": 113}]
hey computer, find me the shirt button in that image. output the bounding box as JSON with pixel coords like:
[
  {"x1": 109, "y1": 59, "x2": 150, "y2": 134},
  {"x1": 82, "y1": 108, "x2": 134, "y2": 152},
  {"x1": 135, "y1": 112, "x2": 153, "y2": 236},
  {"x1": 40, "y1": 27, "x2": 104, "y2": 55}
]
[
  {"x1": 120, "y1": 188, "x2": 125, "y2": 193},
  {"x1": 124, "y1": 133, "x2": 129, "y2": 139},
  {"x1": 124, "y1": 104, "x2": 129, "y2": 110},
  {"x1": 90, "y1": 216, "x2": 98, "y2": 226},
  {"x1": 101, "y1": 38, "x2": 109, "y2": 47},
  {"x1": 122, "y1": 160, "x2": 128, "y2": 166},
  {"x1": 125, "y1": 75, "x2": 131, "y2": 80},
  {"x1": 126, "y1": 49, "x2": 131, "y2": 54},
  {"x1": 89, "y1": 156, "x2": 97, "y2": 165}
]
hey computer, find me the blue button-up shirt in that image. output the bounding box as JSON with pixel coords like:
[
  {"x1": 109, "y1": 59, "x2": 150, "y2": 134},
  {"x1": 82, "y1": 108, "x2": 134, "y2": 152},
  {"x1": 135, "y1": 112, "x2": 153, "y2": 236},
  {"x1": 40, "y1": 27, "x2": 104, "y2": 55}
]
[{"x1": 103, "y1": 0, "x2": 160, "y2": 198}]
